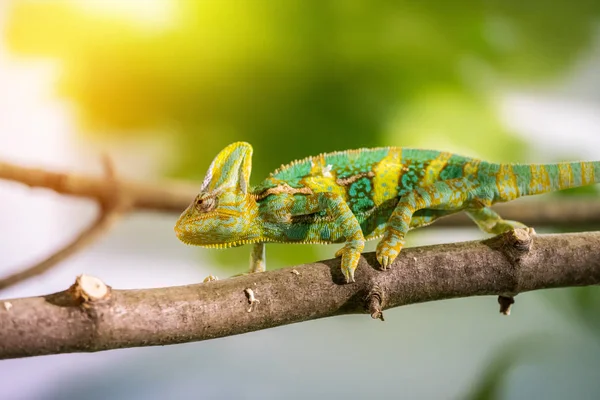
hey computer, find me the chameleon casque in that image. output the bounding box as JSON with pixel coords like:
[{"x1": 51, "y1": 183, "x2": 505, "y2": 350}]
[{"x1": 175, "y1": 142, "x2": 600, "y2": 283}]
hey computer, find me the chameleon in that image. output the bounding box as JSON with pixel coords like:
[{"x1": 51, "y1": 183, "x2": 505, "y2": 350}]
[{"x1": 174, "y1": 141, "x2": 600, "y2": 283}]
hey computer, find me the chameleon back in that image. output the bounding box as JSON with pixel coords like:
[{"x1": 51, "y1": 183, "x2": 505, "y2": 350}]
[{"x1": 254, "y1": 147, "x2": 479, "y2": 239}]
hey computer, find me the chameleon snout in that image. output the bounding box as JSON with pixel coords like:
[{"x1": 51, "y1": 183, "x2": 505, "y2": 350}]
[{"x1": 174, "y1": 211, "x2": 195, "y2": 244}]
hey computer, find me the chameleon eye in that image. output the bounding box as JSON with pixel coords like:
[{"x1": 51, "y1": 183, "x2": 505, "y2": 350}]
[
  {"x1": 195, "y1": 196, "x2": 217, "y2": 212},
  {"x1": 194, "y1": 196, "x2": 204, "y2": 211}
]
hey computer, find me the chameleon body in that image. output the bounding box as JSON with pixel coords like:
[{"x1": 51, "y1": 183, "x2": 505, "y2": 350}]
[{"x1": 175, "y1": 142, "x2": 600, "y2": 283}]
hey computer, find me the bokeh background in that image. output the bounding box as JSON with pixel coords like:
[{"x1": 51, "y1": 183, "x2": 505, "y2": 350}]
[{"x1": 1, "y1": 1, "x2": 600, "y2": 399}]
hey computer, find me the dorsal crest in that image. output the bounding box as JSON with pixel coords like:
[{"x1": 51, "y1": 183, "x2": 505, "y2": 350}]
[{"x1": 200, "y1": 142, "x2": 253, "y2": 194}]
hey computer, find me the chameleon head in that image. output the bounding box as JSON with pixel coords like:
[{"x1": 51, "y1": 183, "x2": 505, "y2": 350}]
[{"x1": 174, "y1": 142, "x2": 258, "y2": 247}]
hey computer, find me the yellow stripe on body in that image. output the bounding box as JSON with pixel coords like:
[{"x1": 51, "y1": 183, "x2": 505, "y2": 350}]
[
  {"x1": 558, "y1": 163, "x2": 574, "y2": 190},
  {"x1": 372, "y1": 148, "x2": 402, "y2": 205},
  {"x1": 528, "y1": 165, "x2": 551, "y2": 195},
  {"x1": 581, "y1": 162, "x2": 595, "y2": 185},
  {"x1": 496, "y1": 164, "x2": 520, "y2": 201},
  {"x1": 302, "y1": 153, "x2": 346, "y2": 197},
  {"x1": 308, "y1": 154, "x2": 326, "y2": 176},
  {"x1": 462, "y1": 159, "x2": 481, "y2": 177},
  {"x1": 422, "y1": 151, "x2": 453, "y2": 186}
]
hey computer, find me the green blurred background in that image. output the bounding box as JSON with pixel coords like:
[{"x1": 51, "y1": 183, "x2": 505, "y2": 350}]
[{"x1": 1, "y1": 1, "x2": 600, "y2": 399}]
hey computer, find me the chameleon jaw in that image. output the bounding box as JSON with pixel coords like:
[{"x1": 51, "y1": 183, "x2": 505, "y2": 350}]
[
  {"x1": 174, "y1": 229, "x2": 261, "y2": 248},
  {"x1": 193, "y1": 238, "x2": 263, "y2": 249},
  {"x1": 176, "y1": 234, "x2": 343, "y2": 249}
]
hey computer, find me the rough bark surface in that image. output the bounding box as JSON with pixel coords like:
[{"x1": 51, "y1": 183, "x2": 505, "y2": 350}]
[{"x1": 1, "y1": 230, "x2": 599, "y2": 360}]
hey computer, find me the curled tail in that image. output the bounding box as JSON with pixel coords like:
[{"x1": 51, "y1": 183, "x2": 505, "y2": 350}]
[{"x1": 504, "y1": 161, "x2": 600, "y2": 198}]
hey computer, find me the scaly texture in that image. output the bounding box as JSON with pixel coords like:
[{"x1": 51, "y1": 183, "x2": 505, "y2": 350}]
[{"x1": 174, "y1": 142, "x2": 600, "y2": 282}]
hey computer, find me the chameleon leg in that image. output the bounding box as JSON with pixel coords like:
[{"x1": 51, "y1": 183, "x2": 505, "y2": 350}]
[
  {"x1": 466, "y1": 207, "x2": 528, "y2": 235},
  {"x1": 249, "y1": 242, "x2": 266, "y2": 273},
  {"x1": 410, "y1": 209, "x2": 459, "y2": 229},
  {"x1": 313, "y1": 193, "x2": 364, "y2": 283},
  {"x1": 376, "y1": 178, "x2": 475, "y2": 269}
]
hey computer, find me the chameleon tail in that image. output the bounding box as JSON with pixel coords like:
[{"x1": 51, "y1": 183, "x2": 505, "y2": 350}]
[{"x1": 506, "y1": 161, "x2": 600, "y2": 197}]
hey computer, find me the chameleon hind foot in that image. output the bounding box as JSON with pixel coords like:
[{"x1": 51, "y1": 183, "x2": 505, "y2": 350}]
[
  {"x1": 466, "y1": 208, "x2": 530, "y2": 235},
  {"x1": 375, "y1": 179, "x2": 474, "y2": 270},
  {"x1": 375, "y1": 232, "x2": 405, "y2": 270},
  {"x1": 334, "y1": 245, "x2": 362, "y2": 283}
]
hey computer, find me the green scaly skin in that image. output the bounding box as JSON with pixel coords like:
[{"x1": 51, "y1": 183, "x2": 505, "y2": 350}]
[{"x1": 175, "y1": 142, "x2": 600, "y2": 283}]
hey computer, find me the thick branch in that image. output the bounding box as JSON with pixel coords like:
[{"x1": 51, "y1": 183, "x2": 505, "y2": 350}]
[
  {"x1": 1, "y1": 230, "x2": 599, "y2": 360},
  {"x1": 1, "y1": 160, "x2": 599, "y2": 226}
]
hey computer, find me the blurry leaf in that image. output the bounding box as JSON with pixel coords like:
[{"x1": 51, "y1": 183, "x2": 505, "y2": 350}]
[
  {"x1": 544, "y1": 286, "x2": 600, "y2": 342},
  {"x1": 466, "y1": 350, "x2": 513, "y2": 400},
  {"x1": 464, "y1": 334, "x2": 556, "y2": 400}
]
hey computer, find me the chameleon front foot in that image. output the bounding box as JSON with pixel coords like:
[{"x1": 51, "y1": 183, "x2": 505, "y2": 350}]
[
  {"x1": 334, "y1": 246, "x2": 362, "y2": 283},
  {"x1": 376, "y1": 233, "x2": 405, "y2": 270}
]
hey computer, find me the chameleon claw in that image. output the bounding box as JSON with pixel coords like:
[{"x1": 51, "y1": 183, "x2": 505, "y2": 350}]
[
  {"x1": 377, "y1": 255, "x2": 387, "y2": 270},
  {"x1": 336, "y1": 246, "x2": 360, "y2": 283},
  {"x1": 341, "y1": 258, "x2": 357, "y2": 283},
  {"x1": 343, "y1": 269, "x2": 355, "y2": 283},
  {"x1": 375, "y1": 238, "x2": 404, "y2": 271},
  {"x1": 377, "y1": 255, "x2": 396, "y2": 270}
]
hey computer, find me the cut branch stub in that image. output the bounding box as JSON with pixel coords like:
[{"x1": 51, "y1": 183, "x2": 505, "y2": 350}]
[
  {"x1": 498, "y1": 295, "x2": 515, "y2": 315},
  {"x1": 366, "y1": 285, "x2": 385, "y2": 321},
  {"x1": 485, "y1": 227, "x2": 536, "y2": 315},
  {"x1": 69, "y1": 274, "x2": 111, "y2": 304}
]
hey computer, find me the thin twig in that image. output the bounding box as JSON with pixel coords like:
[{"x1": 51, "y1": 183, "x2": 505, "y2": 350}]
[
  {"x1": 0, "y1": 160, "x2": 198, "y2": 212},
  {"x1": 1, "y1": 230, "x2": 599, "y2": 360},
  {"x1": 0, "y1": 157, "x2": 131, "y2": 290}
]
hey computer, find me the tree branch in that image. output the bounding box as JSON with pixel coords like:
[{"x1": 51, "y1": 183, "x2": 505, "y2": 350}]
[
  {"x1": 0, "y1": 160, "x2": 197, "y2": 213},
  {"x1": 0, "y1": 204, "x2": 126, "y2": 290},
  {"x1": 1, "y1": 229, "x2": 599, "y2": 360},
  {"x1": 0, "y1": 157, "x2": 131, "y2": 290}
]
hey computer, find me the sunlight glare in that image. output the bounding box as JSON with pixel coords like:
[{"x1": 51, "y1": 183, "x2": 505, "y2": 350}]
[{"x1": 74, "y1": 0, "x2": 176, "y2": 28}]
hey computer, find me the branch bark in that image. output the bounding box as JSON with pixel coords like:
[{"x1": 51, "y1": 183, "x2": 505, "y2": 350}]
[
  {"x1": 1, "y1": 229, "x2": 599, "y2": 360},
  {"x1": 1, "y1": 159, "x2": 600, "y2": 226}
]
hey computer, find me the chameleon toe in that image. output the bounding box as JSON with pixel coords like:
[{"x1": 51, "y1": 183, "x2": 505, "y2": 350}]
[
  {"x1": 343, "y1": 270, "x2": 355, "y2": 283},
  {"x1": 380, "y1": 256, "x2": 391, "y2": 270},
  {"x1": 340, "y1": 249, "x2": 360, "y2": 283},
  {"x1": 376, "y1": 241, "x2": 400, "y2": 270}
]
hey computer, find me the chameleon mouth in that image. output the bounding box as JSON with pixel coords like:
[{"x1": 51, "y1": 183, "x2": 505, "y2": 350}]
[
  {"x1": 181, "y1": 208, "x2": 242, "y2": 224},
  {"x1": 175, "y1": 232, "x2": 337, "y2": 249},
  {"x1": 175, "y1": 233, "x2": 262, "y2": 249},
  {"x1": 196, "y1": 238, "x2": 262, "y2": 249},
  {"x1": 174, "y1": 219, "x2": 258, "y2": 248}
]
